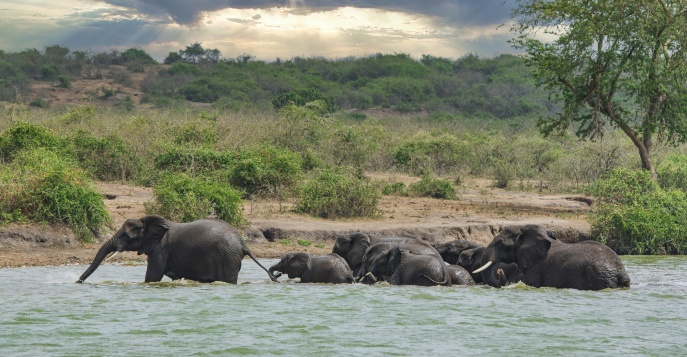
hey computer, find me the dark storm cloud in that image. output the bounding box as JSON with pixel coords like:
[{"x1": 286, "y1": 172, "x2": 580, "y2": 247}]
[
  {"x1": 100, "y1": 0, "x2": 515, "y2": 26},
  {"x1": 60, "y1": 19, "x2": 163, "y2": 50}
]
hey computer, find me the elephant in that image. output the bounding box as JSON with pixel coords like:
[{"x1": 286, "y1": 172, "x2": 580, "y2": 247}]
[
  {"x1": 362, "y1": 246, "x2": 450, "y2": 287},
  {"x1": 355, "y1": 241, "x2": 441, "y2": 280},
  {"x1": 457, "y1": 246, "x2": 521, "y2": 286},
  {"x1": 332, "y1": 232, "x2": 424, "y2": 273},
  {"x1": 77, "y1": 215, "x2": 277, "y2": 284},
  {"x1": 268, "y1": 252, "x2": 354, "y2": 284},
  {"x1": 434, "y1": 239, "x2": 483, "y2": 265},
  {"x1": 473, "y1": 224, "x2": 631, "y2": 290},
  {"x1": 445, "y1": 264, "x2": 475, "y2": 286}
]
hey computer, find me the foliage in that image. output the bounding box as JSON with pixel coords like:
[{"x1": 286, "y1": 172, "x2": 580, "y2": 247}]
[
  {"x1": 295, "y1": 167, "x2": 381, "y2": 219},
  {"x1": 382, "y1": 182, "x2": 408, "y2": 196},
  {"x1": 510, "y1": 0, "x2": 687, "y2": 175},
  {"x1": 0, "y1": 148, "x2": 110, "y2": 242},
  {"x1": 272, "y1": 88, "x2": 337, "y2": 113},
  {"x1": 588, "y1": 168, "x2": 687, "y2": 254},
  {"x1": 29, "y1": 97, "x2": 50, "y2": 108},
  {"x1": 153, "y1": 146, "x2": 235, "y2": 176},
  {"x1": 69, "y1": 130, "x2": 141, "y2": 181},
  {"x1": 656, "y1": 154, "x2": 687, "y2": 192},
  {"x1": 228, "y1": 146, "x2": 303, "y2": 199},
  {"x1": 297, "y1": 239, "x2": 312, "y2": 247},
  {"x1": 145, "y1": 173, "x2": 246, "y2": 226},
  {"x1": 393, "y1": 132, "x2": 471, "y2": 177},
  {"x1": 0, "y1": 121, "x2": 64, "y2": 162},
  {"x1": 408, "y1": 175, "x2": 458, "y2": 200}
]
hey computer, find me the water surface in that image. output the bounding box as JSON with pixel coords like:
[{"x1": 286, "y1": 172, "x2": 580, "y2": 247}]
[{"x1": 1, "y1": 256, "x2": 685, "y2": 356}]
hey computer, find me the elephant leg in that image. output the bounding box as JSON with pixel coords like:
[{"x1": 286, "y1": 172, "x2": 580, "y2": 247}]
[{"x1": 145, "y1": 250, "x2": 168, "y2": 282}]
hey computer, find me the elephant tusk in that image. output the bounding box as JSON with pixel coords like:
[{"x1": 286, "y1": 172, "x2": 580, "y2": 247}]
[
  {"x1": 473, "y1": 260, "x2": 493, "y2": 274},
  {"x1": 104, "y1": 251, "x2": 119, "y2": 262}
]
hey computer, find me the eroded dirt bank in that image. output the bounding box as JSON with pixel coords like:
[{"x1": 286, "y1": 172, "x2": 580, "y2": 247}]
[{"x1": 0, "y1": 178, "x2": 592, "y2": 267}]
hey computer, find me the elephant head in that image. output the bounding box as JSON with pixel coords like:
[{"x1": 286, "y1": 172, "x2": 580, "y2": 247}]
[
  {"x1": 474, "y1": 225, "x2": 551, "y2": 276},
  {"x1": 269, "y1": 252, "x2": 310, "y2": 279},
  {"x1": 77, "y1": 215, "x2": 170, "y2": 283},
  {"x1": 362, "y1": 246, "x2": 402, "y2": 284},
  {"x1": 332, "y1": 233, "x2": 372, "y2": 272},
  {"x1": 434, "y1": 239, "x2": 483, "y2": 264}
]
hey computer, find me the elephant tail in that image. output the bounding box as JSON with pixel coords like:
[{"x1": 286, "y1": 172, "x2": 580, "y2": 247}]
[
  {"x1": 243, "y1": 246, "x2": 279, "y2": 282},
  {"x1": 420, "y1": 272, "x2": 451, "y2": 287}
]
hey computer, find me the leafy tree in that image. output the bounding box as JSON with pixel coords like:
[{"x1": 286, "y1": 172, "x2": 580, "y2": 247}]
[{"x1": 510, "y1": 0, "x2": 687, "y2": 178}]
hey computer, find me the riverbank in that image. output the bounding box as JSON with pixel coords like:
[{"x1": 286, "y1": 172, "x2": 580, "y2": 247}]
[{"x1": 0, "y1": 177, "x2": 592, "y2": 267}]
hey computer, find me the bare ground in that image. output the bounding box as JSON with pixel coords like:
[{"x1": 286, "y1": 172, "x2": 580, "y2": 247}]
[{"x1": 0, "y1": 175, "x2": 592, "y2": 268}]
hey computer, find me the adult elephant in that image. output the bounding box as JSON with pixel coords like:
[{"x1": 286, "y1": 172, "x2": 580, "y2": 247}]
[
  {"x1": 457, "y1": 246, "x2": 520, "y2": 286},
  {"x1": 77, "y1": 215, "x2": 277, "y2": 284},
  {"x1": 268, "y1": 252, "x2": 354, "y2": 284},
  {"x1": 434, "y1": 239, "x2": 483, "y2": 265},
  {"x1": 355, "y1": 241, "x2": 441, "y2": 280},
  {"x1": 332, "y1": 232, "x2": 423, "y2": 273},
  {"x1": 473, "y1": 225, "x2": 631, "y2": 290},
  {"x1": 363, "y1": 246, "x2": 450, "y2": 287}
]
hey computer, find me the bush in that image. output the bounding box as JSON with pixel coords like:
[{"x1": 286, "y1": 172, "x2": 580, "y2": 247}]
[
  {"x1": 588, "y1": 168, "x2": 687, "y2": 255},
  {"x1": 70, "y1": 130, "x2": 141, "y2": 181},
  {"x1": 657, "y1": 154, "x2": 687, "y2": 192},
  {"x1": 382, "y1": 182, "x2": 408, "y2": 196},
  {"x1": 0, "y1": 122, "x2": 64, "y2": 162},
  {"x1": 408, "y1": 175, "x2": 459, "y2": 200},
  {"x1": 154, "y1": 146, "x2": 235, "y2": 176},
  {"x1": 272, "y1": 88, "x2": 337, "y2": 113},
  {"x1": 145, "y1": 173, "x2": 246, "y2": 226},
  {"x1": 228, "y1": 146, "x2": 303, "y2": 199},
  {"x1": 295, "y1": 167, "x2": 380, "y2": 218},
  {"x1": 0, "y1": 148, "x2": 110, "y2": 242},
  {"x1": 393, "y1": 132, "x2": 471, "y2": 177},
  {"x1": 29, "y1": 97, "x2": 50, "y2": 108}
]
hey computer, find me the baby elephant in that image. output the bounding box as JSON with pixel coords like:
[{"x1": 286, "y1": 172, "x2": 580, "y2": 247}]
[{"x1": 269, "y1": 252, "x2": 354, "y2": 284}]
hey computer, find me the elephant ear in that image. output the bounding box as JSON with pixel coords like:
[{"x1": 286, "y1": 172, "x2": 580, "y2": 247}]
[
  {"x1": 351, "y1": 233, "x2": 372, "y2": 250},
  {"x1": 515, "y1": 226, "x2": 551, "y2": 270},
  {"x1": 387, "y1": 246, "x2": 403, "y2": 272},
  {"x1": 140, "y1": 215, "x2": 170, "y2": 242},
  {"x1": 286, "y1": 253, "x2": 309, "y2": 278}
]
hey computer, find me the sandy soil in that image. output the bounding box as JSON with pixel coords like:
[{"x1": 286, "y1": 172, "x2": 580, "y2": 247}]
[{"x1": 0, "y1": 175, "x2": 592, "y2": 268}]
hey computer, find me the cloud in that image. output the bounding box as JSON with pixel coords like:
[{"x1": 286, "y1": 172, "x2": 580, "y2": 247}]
[{"x1": 99, "y1": 0, "x2": 515, "y2": 26}]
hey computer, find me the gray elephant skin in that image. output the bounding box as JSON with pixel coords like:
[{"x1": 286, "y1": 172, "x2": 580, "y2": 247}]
[
  {"x1": 458, "y1": 246, "x2": 521, "y2": 286},
  {"x1": 474, "y1": 225, "x2": 631, "y2": 290},
  {"x1": 77, "y1": 215, "x2": 276, "y2": 284},
  {"x1": 363, "y1": 246, "x2": 450, "y2": 286},
  {"x1": 445, "y1": 265, "x2": 475, "y2": 285},
  {"x1": 434, "y1": 239, "x2": 482, "y2": 265},
  {"x1": 355, "y1": 241, "x2": 441, "y2": 280},
  {"x1": 332, "y1": 232, "x2": 426, "y2": 273},
  {"x1": 269, "y1": 252, "x2": 354, "y2": 284}
]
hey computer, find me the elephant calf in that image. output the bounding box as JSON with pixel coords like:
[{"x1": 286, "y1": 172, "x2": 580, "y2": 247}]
[{"x1": 269, "y1": 252, "x2": 354, "y2": 284}]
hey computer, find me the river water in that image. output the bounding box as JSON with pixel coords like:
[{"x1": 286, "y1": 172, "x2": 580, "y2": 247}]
[{"x1": 0, "y1": 256, "x2": 685, "y2": 356}]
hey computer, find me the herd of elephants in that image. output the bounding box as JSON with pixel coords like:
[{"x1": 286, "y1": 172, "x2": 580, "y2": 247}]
[{"x1": 76, "y1": 215, "x2": 632, "y2": 291}]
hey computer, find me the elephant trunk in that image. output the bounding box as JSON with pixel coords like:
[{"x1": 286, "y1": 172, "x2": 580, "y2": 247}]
[
  {"x1": 76, "y1": 237, "x2": 117, "y2": 283},
  {"x1": 268, "y1": 264, "x2": 282, "y2": 279}
]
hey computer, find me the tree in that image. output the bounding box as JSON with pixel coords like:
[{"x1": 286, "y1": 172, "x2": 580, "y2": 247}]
[{"x1": 510, "y1": 0, "x2": 687, "y2": 178}]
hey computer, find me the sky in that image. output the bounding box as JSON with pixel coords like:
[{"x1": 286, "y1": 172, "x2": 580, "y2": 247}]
[{"x1": 0, "y1": 0, "x2": 519, "y2": 62}]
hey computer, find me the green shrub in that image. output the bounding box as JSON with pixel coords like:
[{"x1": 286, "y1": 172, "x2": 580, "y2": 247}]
[
  {"x1": 588, "y1": 168, "x2": 687, "y2": 255},
  {"x1": 657, "y1": 154, "x2": 687, "y2": 192},
  {"x1": 0, "y1": 148, "x2": 110, "y2": 241},
  {"x1": 272, "y1": 88, "x2": 337, "y2": 113},
  {"x1": 408, "y1": 175, "x2": 459, "y2": 200},
  {"x1": 382, "y1": 182, "x2": 408, "y2": 196},
  {"x1": 297, "y1": 239, "x2": 312, "y2": 247},
  {"x1": 153, "y1": 146, "x2": 235, "y2": 175},
  {"x1": 60, "y1": 106, "x2": 97, "y2": 125},
  {"x1": 295, "y1": 167, "x2": 380, "y2": 219},
  {"x1": 70, "y1": 130, "x2": 141, "y2": 181},
  {"x1": 172, "y1": 122, "x2": 217, "y2": 147},
  {"x1": 145, "y1": 173, "x2": 246, "y2": 226},
  {"x1": 393, "y1": 132, "x2": 471, "y2": 176},
  {"x1": 57, "y1": 75, "x2": 72, "y2": 89},
  {"x1": 29, "y1": 97, "x2": 50, "y2": 108},
  {"x1": 0, "y1": 122, "x2": 64, "y2": 162},
  {"x1": 228, "y1": 146, "x2": 303, "y2": 198}
]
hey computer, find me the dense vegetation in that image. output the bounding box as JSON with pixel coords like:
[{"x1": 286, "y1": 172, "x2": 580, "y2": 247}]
[{"x1": 1, "y1": 44, "x2": 686, "y2": 254}]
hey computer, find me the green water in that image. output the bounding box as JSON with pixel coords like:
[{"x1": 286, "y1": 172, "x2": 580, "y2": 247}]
[{"x1": 1, "y1": 256, "x2": 685, "y2": 356}]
